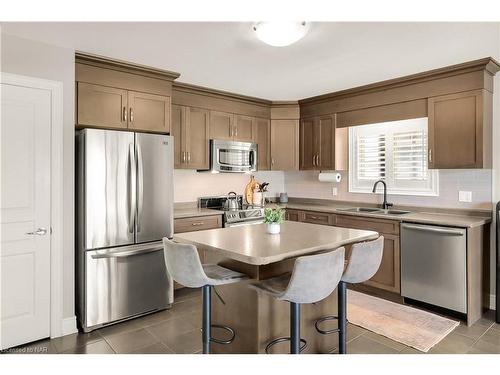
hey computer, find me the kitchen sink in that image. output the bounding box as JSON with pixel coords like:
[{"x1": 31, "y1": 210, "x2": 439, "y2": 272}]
[
  {"x1": 381, "y1": 209, "x2": 411, "y2": 215},
  {"x1": 336, "y1": 207, "x2": 383, "y2": 213},
  {"x1": 336, "y1": 207, "x2": 411, "y2": 216}
]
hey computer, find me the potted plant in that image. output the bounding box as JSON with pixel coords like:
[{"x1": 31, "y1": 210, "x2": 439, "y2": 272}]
[{"x1": 264, "y1": 207, "x2": 285, "y2": 234}]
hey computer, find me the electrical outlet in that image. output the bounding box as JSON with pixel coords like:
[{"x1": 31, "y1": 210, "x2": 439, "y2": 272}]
[
  {"x1": 458, "y1": 191, "x2": 472, "y2": 203},
  {"x1": 332, "y1": 187, "x2": 338, "y2": 196}
]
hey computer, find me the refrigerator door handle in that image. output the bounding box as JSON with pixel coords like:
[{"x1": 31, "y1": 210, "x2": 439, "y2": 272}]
[
  {"x1": 128, "y1": 143, "x2": 137, "y2": 234},
  {"x1": 91, "y1": 246, "x2": 162, "y2": 259},
  {"x1": 137, "y1": 141, "x2": 144, "y2": 233}
]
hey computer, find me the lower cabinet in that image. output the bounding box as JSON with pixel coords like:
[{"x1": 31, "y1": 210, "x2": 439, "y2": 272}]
[
  {"x1": 284, "y1": 208, "x2": 401, "y2": 294},
  {"x1": 173, "y1": 214, "x2": 223, "y2": 289}
]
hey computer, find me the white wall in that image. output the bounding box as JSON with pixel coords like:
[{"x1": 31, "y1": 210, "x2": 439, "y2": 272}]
[
  {"x1": 1, "y1": 33, "x2": 76, "y2": 320},
  {"x1": 174, "y1": 170, "x2": 285, "y2": 202},
  {"x1": 285, "y1": 170, "x2": 492, "y2": 210}
]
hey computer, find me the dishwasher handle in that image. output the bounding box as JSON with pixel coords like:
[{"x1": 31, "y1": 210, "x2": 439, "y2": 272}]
[{"x1": 403, "y1": 224, "x2": 464, "y2": 236}]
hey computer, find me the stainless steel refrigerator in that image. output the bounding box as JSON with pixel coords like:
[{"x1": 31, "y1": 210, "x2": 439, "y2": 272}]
[{"x1": 76, "y1": 128, "x2": 174, "y2": 332}]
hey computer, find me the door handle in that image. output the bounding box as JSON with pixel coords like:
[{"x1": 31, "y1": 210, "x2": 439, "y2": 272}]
[
  {"x1": 129, "y1": 108, "x2": 134, "y2": 123},
  {"x1": 91, "y1": 246, "x2": 162, "y2": 259},
  {"x1": 26, "y1": 228, "x2": 48, "y2": 236},
  {"x1": 312, "y1": 155, "x2": 315, "y2": 166},
  {"x1": 128, "y1": 143, "x2": 137, "y2": 234},
  {"x1": 136, "y1": 142, "x2": 144, "y2": 233},
  {"x1": 428, "y1": 148, "x2": 432, "y2": 163},
  {"x1": 187, "y1": 151, "x2": 191, "y2": 163},
  {"x1": 123, "y1": 106, "x2": 127, "y2": 122}
]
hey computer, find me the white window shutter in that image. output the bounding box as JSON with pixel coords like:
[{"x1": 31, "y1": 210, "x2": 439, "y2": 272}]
[
  {"x1": 357, "y1": 133, "x2": 386, "y2": 180},
  {"x1": 393, "y1": 130, "x2": 427, "y2": 181}
]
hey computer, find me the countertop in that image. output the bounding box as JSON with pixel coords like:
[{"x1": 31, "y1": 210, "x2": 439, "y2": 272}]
[
  {"x1": 273, "y1": 202, "x2": 491, "y2": 228},
  {"x1": 174, "y1": 207, "x2": 225, "y2": 219},
  {"x1": 173, "y1": 221, "x2": 378, "y2": 266}
]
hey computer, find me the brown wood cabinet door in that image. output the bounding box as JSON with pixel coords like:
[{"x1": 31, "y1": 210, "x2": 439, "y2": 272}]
[
  {"x1": 285, "y1": 209, "x2": 300, "y2": 222},
  {"x1": 271, "y1": 119, "x2": 299, "y2": 170},
  {"x1": 428, "y1": 90, "x2": 482, "y2": 169},
  {"x1": 77, "y1": 82, "x2": 128, "y2": 129},
  {"x1": 300, "y1": 117, "x2": 316, "y2": 170},
  {"x1": 128, "y1": 91, "x2": 171, "y2": 133},
  {"x1": 318, "y1": 115, "x2": 335, "y2": 169},
  {"x1": 210, "y1": 111, "x2": 234, "y2": 140},
  {"x1": 301, "y1": 211, "x2": 332, "y2": 226},
  {"x1": 255, "y1": 117, "x2": 271, "y2": 170},
  {"x1": 363, "y1": 234, "x2": 401, "y2": 294},
  {"x1": 171, "y1": 104, "x2": 186, "y2": 168},
  {"x1": 185, "y1": 107, "x2": 210, "y2": 169},
  {"x1": 234, "y1": 115, "x2": 255, "y2": 142}
]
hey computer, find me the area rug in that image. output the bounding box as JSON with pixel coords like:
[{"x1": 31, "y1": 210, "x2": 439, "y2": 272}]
[{"x1": 347, "y1": 290, "x2": 459, "y2": 352}]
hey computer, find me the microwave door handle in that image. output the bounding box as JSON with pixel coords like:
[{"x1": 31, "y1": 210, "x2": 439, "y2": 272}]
[
  {"x1": 249, "y1": 149, "x2": 254, "y2": 167},
  {"x1": 127, "y1": 143, "x2": 136, "y2": 234},
  {"x1": 136, "y1": 142, "x2": 144, "y2": 233}
]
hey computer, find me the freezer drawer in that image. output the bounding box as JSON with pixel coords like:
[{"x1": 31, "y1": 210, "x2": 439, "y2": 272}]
[
  {"x1": 83, "y1": 242, "x2": 172, "y2": 330},
  {"x1": 401, "y1": 223, "x2": 467, "y2": 313}
]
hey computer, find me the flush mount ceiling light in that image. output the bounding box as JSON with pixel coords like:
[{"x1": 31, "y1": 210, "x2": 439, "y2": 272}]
[{"x1": 252, "y1": 21, "x2": 309, "y2": 47}]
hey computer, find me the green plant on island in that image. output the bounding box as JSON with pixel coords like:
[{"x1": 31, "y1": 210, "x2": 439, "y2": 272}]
[{"x1": 264, "y1": 207, "x2": 285, "y2": 225}]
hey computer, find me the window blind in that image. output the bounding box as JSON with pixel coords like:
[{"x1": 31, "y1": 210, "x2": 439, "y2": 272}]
[
  {"x1": 357, "y1": 134, "x2": 386, "y2": 180},
  {"x1": 393, "y1": 130, "x2": 427, "y2": 180}
]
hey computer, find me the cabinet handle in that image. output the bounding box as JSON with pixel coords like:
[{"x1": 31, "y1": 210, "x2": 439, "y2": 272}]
[
  {"x1": 191, "y1": 222, "x2": 204, "y2": 226},
  {"x1": 316, "y1": 155, "x2": 320, "y2": 167},
  {"x1": 234, "y1": 126, "x2": 238, "y2": 137},
  {"x1": 312, "y1": 155, "x2": 315, "y2": 166},
  {"x1": 129, "y1": 108, "x2": 134, "y2": 123},
  {"x1": 123, "y1": 106, "x2": 127, "y2": 122},
  {"x1": 187, "y1": 152, "x2": 191, "y2": 163},
  {"x1": 271, "y1": 158, "x2": 275, "y2": 169},
  {"x1": 428, "y1": 149, "x2": 432, "y2": 163},
  {"x1": 182, "y1": 151, "x2": 186, "y2": 163}
]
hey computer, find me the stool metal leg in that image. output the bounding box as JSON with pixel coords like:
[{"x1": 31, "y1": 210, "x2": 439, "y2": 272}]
[
  {"x1": 290, "y1": 302, "x2": 301, "y2": 354},
  {"x1": 338, "y1": 281, "x2": 347, "y2": 354},
  {"x1": 202, "y1": 285, "x2": 211, "y2": 354}
]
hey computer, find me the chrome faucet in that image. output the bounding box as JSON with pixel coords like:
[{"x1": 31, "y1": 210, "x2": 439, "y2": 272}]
[{"x1": 372, "y1": 180, "x2": 393, "y2": 210}]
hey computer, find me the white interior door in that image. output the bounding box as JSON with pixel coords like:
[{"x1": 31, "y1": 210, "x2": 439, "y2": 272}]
[{"x1": 0, "y1": 82, "x2": 51, "y2": 349}]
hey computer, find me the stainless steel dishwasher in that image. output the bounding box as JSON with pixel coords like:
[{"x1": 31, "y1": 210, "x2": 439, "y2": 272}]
[{"x1": 401, "y1": 223, "x2": 467, "y2": 313}]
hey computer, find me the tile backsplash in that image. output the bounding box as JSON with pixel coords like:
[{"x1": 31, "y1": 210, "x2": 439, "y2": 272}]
[
  {"x1": 174, "y1": 169, "x2": 492, "y2": 210},
  {"x1": 284, "y1": 169, "x2": 493, "y2": 210},
  {"x1": 174, "y1": 170, "x2": 285, "y2": 203}
]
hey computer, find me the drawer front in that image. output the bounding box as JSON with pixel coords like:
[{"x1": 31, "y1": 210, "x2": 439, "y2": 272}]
[
  {"x1": 335, "y1": 214, "x2": 399, "y2": 235},
  {"x1": 301, "y1": 211, "x2": 332, "y2": 226},
  {"x1": 174, "y1": 215, "x2": 222, "y2": 233}
]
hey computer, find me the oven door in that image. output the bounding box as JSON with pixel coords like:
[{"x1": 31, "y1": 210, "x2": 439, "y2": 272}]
[
  {"x1": 224, "y1": 219, "x2": 265, "y2": 228},
  {"x1": 211, "y1": 140, "x2": 257, "y2": 173}
]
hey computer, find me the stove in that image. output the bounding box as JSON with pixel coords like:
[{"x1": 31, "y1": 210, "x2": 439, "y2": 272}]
[{"x1": 198, "y1": 195, "x2": 265, "y2": 227}]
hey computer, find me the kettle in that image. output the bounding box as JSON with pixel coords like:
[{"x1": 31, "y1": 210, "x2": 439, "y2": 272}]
[{"x1": 224, "y1": 191, "x2": 239, "y2": 210}]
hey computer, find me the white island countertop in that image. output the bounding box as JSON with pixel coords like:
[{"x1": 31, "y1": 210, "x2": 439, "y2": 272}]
[{"x1": 173, "y1": 221, "x2": 378, "y2": 265}]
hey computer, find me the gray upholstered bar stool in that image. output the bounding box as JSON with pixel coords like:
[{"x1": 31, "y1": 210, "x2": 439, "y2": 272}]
[
  {"x1": 315, "y1": 236, "x2": 384, "y2": 354},
  {"x1": 163, "y1": 238, "x2": 249, "y2": 354},
  {"x1": 250, "y1": 248, "x2": 345, "y2": 354}
]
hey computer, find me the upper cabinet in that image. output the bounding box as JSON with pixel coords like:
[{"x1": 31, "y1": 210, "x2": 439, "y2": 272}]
[
  {"x1": 234, "y1": 114, "x2": 256, "y2": 142},
  {"x1": 270, "y1": 119, "x2": 299, "y2": 170},
  {"x1": 428, "y1": 90, "x2": 490, "y2": 169},
  {"x1": 75, "y1": 52, "x2": 179, "y2": 134},
  {"x1": 172, "y1": 104, "x2": 210, "y2": 169},
  {"x1": 127, "y1": 91, "x2": 170, "y2": 133},
  {"x1": 77, "y1": 83, "x2": 128, "y2": 129},
  {"x1": 209, "y1": 111, "x2": 234, "y2": 140},
  {"x1": 255, "y1": 117, "x2": 271, "y2": 170},
  {"x1": 300, "y1": 114, "x2": 335, "y2": 170}
]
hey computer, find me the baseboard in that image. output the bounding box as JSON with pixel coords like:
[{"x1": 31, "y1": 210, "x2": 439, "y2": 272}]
[{"x1": 61, "y1": 316, "x2": 78, "y2": 336}]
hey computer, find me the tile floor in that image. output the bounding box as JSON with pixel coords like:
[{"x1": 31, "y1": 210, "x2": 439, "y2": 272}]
[{"x1": 4, "y1": 288, "x2": 500, "y2": 354}]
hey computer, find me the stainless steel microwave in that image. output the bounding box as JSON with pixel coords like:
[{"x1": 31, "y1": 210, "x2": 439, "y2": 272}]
[{"x1": 208, "y1": 139, "x2": 258, "y2": 173}]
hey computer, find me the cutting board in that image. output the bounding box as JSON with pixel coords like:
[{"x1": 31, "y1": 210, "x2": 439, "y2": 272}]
[{"x1": 244, "y1": 175, "x2": 260, "y2": 204}]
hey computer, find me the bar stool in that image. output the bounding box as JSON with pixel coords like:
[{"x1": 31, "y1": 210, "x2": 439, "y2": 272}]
[
  {"x1": 163, "y1": 238, "x2": 249, "y2": 354},
  {"x1": 250, "y1": 248, "x2": 345, "y2": 354},
  {"x1": 315, "y1": 237, "x2": 384, "y2": 354}
]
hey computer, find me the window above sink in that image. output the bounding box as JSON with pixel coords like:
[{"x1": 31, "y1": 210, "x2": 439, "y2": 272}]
[{"x1": 348, "y1": 117, "x2": 439, "y2": 197}]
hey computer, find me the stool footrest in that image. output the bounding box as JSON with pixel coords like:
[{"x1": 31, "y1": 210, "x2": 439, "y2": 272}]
[
  {"x1": 315, "y1": 315, "x2": 349, "y2": 335},
  {"x1": 210, "y1": 324, "x2": 235, "y2": 345},
  {"x1": 265, "y1": 337, "x2": 307, "y2": 354}
]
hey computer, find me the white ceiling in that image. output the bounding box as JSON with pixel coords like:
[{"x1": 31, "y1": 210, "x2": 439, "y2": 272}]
[{"x1": 1, "y1": 22, "x2": 499, "y2": 100}]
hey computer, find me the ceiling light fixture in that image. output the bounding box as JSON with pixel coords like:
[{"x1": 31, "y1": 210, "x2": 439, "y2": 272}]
[{"x1": 252, "y1": 21, "x2": 309, "y2": 47}]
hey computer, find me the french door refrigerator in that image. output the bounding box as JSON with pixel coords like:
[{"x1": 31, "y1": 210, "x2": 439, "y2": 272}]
[{"x1": 76, "y1": 128, "x2": 173, "y2": 332}]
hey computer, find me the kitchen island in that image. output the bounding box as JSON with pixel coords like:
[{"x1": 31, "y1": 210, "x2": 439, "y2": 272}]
[{"x1": 174, "y1": 221, "x2": 378, "y2": 353}]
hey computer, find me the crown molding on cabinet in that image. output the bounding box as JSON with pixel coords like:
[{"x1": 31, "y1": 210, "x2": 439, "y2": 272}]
[
  {"x1": 299, "y1": 57, "x2": 500, "y2": 106},
  {"x1": 75, "y1": 51, "x2": 181, "y2": 82}
]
